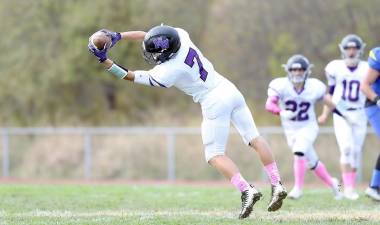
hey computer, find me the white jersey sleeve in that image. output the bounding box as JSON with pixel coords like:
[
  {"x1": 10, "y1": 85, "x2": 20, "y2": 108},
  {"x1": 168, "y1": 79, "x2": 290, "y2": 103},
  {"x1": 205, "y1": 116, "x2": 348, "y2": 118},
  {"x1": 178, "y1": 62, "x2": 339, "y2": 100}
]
[
  {"x1": 267, "y1": 78, "x2": 285, "y2": 97},
  {"x1": 325, "y1": 60, "x2": 338, "y2": 86},
  {"x1": 134, "y1": 65, "x2": 178, "y2": 88},
  {"x1": 310, "y1": 78, "x2": 327, "y2": 101}
]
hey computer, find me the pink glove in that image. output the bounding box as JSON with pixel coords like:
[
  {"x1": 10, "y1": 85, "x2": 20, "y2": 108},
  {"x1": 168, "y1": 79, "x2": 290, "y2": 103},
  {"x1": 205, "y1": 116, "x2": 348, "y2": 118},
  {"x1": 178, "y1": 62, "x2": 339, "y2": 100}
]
[{"x1": 265, "y1": 96, "x2": 281, "y2": 115}]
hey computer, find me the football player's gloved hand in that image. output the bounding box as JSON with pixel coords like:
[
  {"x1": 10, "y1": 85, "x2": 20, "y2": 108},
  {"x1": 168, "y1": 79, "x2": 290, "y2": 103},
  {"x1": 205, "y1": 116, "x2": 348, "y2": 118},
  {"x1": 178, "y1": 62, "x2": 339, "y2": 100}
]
[
  {"x1": 100, "y1": 29, "x2": 121, "y2": 48},
  {"x1": 88, "y1": 42, "x2": 108, "y2": 63},
  {"x1": 279, "y1": 110, "x2": 297, "y2": 120},
  {"x1": 374, "y1": 96, "x2": 380, "y2": 108}
]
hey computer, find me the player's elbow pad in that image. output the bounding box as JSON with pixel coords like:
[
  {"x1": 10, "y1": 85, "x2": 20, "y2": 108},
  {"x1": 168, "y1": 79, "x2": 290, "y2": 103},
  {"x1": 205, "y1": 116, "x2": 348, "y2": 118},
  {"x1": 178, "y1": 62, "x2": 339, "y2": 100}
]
[{"x1": 265, "y1": 96, "x2": 281, "y2": 115}]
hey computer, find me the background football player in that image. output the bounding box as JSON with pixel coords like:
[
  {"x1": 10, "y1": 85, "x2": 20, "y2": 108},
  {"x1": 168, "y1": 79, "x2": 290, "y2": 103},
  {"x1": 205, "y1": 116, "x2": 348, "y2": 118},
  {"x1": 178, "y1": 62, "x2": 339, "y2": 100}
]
[
  {"x1": 360, "y1": 46, "x2": 380, "y2": 201},
  {"x1": 319, "y1": 34, "x2": 368, "y2": 200},
  {"x1": 266, "y1": 54, "x2": 342, "y2": 200},
  {"x1": 87, "y1": 25, "x2": 287, "y2": 219}
]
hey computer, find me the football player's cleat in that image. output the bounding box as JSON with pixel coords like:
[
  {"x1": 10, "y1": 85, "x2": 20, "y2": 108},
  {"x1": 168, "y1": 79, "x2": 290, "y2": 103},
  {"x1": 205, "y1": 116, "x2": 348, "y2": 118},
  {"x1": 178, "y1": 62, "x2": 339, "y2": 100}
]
[
  {"x1": 343, "y1": 187, "x2": 359, "y2": 200},
  {"x1": 267, "y1": 182, "x2": 287, "y2": 212},
  {"x1": 365, "y1": 187, "x2": 380, "y2": 201},
  {"x1": 238, "y1": 184, "x2": 262, "y2": 219},
  {"x1": 331, "y1": 178, "x2": 343, "y2": 200},
  {"x1": 288, "y1": 187, "x2": 303, "y2": 200}
]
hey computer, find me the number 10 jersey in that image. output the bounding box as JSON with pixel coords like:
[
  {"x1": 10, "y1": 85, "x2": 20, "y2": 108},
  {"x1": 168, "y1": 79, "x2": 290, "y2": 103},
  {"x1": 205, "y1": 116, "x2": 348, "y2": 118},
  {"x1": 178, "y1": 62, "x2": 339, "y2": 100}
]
[{"x1": 325, "y1": 60, "x2": 368, "y2": 109}]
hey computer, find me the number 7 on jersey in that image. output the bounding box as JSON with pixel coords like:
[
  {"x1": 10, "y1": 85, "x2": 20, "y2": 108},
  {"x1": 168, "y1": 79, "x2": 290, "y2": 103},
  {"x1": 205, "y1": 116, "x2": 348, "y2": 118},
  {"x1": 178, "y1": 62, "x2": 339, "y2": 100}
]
[{"x1": 184, "y1": 47, "x2": 208, "y2": 81}]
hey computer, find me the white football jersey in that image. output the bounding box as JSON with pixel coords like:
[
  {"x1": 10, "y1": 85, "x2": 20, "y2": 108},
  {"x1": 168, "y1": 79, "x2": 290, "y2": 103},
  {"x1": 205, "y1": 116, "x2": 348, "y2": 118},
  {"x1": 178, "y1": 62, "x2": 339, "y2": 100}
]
[
  {"x1": 325, "y1": 60, "x2": 368, "y2": 109},
  {"x1": 135, "y1": 28, "x2": 224, "y2": 102},
  {"x1": 268, "y1": 77, "x2": 326, "y2": 128}
]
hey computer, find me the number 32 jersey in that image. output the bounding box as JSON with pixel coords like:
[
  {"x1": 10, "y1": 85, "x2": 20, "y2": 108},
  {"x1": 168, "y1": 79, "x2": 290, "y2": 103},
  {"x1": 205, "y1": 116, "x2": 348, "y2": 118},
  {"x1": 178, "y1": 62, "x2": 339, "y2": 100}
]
[
  {"x1": 268, "y1": 77, "x2": 326, "y2": 128},
  {"x1": 325, "y1": 60, "x2": 368, "y2": 108},
  {"x1": 135, "y1": 28, "x2": 224, "y2": 103}
]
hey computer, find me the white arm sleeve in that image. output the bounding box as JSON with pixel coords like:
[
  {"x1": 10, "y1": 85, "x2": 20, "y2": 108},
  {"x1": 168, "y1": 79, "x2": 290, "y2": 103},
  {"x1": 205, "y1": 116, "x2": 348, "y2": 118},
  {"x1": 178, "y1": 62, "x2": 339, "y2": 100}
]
[{"x1": 325, "y1": 61, "x2": 336, "y2": 86}]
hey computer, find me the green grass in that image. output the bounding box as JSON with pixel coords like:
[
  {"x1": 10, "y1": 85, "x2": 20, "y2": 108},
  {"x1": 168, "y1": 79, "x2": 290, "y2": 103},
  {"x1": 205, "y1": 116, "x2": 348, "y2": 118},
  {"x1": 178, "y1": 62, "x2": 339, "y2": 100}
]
[{"x1": 0, "y1": 184, "x2": 379, "y2": 225}]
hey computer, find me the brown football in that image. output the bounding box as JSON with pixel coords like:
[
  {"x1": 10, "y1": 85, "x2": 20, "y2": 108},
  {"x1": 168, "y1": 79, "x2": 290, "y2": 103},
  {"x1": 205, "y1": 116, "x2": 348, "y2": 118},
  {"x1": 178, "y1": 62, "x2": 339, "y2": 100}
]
[{"x1": 90, "y1": 31, "x2": 112, "y2": 50}]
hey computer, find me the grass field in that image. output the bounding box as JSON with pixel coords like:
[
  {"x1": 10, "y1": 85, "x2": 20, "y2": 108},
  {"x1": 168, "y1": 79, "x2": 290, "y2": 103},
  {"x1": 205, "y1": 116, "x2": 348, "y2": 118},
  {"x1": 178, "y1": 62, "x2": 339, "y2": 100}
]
[{"x1": 0, "y1": 183, "x2": 379, "y2": 225}]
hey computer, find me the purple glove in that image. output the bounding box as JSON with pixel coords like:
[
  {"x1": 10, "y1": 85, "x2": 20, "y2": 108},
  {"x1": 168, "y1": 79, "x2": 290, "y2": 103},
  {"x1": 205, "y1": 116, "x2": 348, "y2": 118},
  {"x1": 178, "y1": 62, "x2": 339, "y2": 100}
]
[
  {"x1": 88, "y1": 42, "x2": 108, "y2": 63},
  {"x1": 100, "y1": 29, "x2": 121, "y2": 48}
]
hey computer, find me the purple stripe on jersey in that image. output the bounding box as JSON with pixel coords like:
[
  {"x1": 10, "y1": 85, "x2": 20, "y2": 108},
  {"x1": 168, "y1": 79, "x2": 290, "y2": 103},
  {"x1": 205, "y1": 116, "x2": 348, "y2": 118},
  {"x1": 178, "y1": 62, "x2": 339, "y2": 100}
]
[
  {"x1": 329, "y1": 85, "x2": 335, "y2": 95},
  {"x1": 149, "y1": 76, "x2": 167, "y2": 88},
  {"x1": 347, "y1": 66, "x2": 358, "y2": 72},
  {"x1": 149, "y1": 77, "x2": 154, "y2": 86},
  {"x1": 293, "y1": 86, "x2": 305, "y2": 95},
  {"x1": 333, "y1": 108, "x2": 344, "y2": 117}
]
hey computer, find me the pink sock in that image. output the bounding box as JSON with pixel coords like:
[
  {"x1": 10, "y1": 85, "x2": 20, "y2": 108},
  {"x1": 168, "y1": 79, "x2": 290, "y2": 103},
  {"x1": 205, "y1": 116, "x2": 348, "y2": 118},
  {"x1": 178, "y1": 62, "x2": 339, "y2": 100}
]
[
  {"x1": 313, "y1": 162, "x2": 333, "y2": 187},
  {"x1": 350, "y1": 171, "x2": 356, "y2": 188},
  {"x1": 342, "y1": 172, "x2": 353, "y2": 188},
  {"x1": 264, "y1": 162, "x2": 281, "y2": 185},
  {"x1": 294, "y1": 156, "x2": 306, "y2": 189},
  {"x1": 231, "y1": 173, "x2": 249, "y2": 192}
]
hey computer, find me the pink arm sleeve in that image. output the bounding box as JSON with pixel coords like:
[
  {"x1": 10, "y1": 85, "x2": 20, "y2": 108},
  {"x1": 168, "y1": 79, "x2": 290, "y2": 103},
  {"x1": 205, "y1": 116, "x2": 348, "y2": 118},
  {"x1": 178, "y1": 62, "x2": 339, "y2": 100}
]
[{"x1": 265, "y1": 96, "x2": 281, "y2": 115}]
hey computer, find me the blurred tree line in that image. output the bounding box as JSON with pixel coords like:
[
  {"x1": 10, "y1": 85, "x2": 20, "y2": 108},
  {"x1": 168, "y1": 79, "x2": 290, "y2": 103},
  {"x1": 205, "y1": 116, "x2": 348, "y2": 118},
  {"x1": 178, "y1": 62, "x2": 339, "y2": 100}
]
[{"x1": 1, "y1": 0, "x2": 379, "y2": 126}]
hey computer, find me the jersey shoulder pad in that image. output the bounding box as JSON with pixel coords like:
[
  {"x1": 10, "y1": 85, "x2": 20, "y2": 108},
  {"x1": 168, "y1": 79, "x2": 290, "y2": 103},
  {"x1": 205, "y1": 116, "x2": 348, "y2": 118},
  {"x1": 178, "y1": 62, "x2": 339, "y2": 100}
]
[
  {"x1": 269, "y1": 77, "x2": 287, "y2": 92},
  {"x1": 309, "y1": 77, "x2": 326, "y2": 88},
  {"x1": 358, "y1": 60, "x2": 369, "y2": 69},
  {"x1": 368, "y1": 47, "x2": 380, "y2": 71},
  {"x1": 325, "y1": 60, "x2": 341, "y2": 75},
  {"x1": 175, "y1": 28, "x2": 189, "y2": 38},
  {"x1": 308, "y1": 78, "x2": 326, "y2": 98},
  {"x1": 149, "y1": 64, "x2": 178, "y2": 87},
  {"x1": 369, "y1": 47, "x2": 380, "y2": 61}
]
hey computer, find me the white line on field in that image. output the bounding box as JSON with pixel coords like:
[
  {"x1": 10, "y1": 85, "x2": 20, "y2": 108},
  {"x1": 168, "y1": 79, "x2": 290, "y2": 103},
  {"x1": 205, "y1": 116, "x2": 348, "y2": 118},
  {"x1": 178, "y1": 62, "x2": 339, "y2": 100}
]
[{"x1": 1, "y1": 210, "x2": 379, "y2": 221}]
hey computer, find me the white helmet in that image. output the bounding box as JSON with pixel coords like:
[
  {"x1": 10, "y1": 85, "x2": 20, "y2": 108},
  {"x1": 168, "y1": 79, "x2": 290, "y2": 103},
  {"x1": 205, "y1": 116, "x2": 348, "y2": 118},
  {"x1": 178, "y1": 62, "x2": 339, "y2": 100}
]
[
  {"x1": 282, "y1": 54, "x2": 313, "y2": 84},
  {"x1": 339, "y1": 34, "x2": 366, "y2": 67}
]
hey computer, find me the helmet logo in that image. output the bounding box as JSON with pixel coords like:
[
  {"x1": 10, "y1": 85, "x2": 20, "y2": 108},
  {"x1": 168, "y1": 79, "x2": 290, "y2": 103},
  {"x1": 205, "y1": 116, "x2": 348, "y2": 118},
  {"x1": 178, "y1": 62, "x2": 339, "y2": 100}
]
[{"x1": 152, "y1": 37, "x2": 169, "y2": 50}]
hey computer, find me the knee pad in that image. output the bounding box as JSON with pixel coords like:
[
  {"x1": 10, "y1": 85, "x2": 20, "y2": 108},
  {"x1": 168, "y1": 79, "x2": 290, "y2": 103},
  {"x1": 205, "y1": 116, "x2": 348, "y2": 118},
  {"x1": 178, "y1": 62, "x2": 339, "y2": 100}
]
[
  {"x1": 292, "y1": 138, "x2": 312, "y2": 157},
  {"x1": 309, "y1": 160, "x2": 319, "y2": 170},
  {"x1": 340, "y1": 147, "x2": 352, "y2": 165},
  {"x1": 204, "y1": 144, "x2": 225, "y2": 163},
  {"x1": 350, "y1": 150, "x2": 361, "y2": 169},
  {"x1": 304, "y1": 149, "x2": 319, "y2": 169}
]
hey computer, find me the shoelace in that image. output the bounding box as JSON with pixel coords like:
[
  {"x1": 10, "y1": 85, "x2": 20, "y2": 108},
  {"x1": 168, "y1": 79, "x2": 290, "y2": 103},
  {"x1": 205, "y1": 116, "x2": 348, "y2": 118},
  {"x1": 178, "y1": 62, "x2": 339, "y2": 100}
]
[{"x1": 241, "y1": 191, "x2": 250, "y2": 208}]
